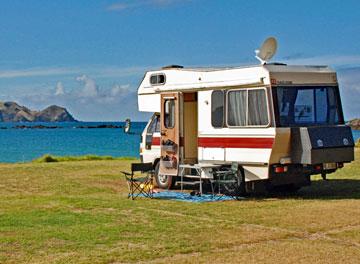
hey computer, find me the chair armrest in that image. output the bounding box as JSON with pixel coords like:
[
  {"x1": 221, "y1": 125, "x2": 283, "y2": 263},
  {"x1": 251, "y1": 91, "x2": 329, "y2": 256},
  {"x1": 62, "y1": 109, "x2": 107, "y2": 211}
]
[
  {"x1": 214, "y1": 170, "x2": 233, "y2": 175},
  {"x1": 121, "y1": 171, "x2": 132, "y2": 176}
]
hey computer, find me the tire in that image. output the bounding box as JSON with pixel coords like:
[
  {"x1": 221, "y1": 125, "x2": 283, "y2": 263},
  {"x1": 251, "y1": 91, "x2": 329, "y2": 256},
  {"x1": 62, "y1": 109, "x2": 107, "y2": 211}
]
[
  {"x1": 154, "y1": 162, "x2": 175, "y2": 189},
  {"x1": 218, "y1": 166, "x2": 246, "y2": 197}
]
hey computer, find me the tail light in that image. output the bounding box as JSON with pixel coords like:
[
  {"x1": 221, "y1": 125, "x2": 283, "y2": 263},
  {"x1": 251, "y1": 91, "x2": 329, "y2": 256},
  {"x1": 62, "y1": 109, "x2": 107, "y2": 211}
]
[{"x1": 274, "y1": 165, "x2": 288, "y2": 173}]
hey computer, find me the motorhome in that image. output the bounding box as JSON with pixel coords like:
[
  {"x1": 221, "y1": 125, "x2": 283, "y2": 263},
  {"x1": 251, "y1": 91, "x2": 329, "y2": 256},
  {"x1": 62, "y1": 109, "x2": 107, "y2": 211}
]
[{"x1": 137, "y1": 38, "x2": 354, "y2": 194}]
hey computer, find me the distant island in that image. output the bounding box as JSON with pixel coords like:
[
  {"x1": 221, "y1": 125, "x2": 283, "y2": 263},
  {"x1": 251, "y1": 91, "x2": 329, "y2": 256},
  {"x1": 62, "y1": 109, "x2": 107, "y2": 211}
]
[
  {"x1": 348, "y1": 119, "x2": 360, "y2": 130},
  {"x1": 0, "y1": 101, "x2": 77, "y2": 122}
]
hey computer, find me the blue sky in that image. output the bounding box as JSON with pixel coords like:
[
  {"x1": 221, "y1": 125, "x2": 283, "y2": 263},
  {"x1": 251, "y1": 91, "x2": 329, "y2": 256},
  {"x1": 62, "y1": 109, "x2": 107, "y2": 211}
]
[{"x1": 0, "y1": 0, "x2": 359, "y2": 121}]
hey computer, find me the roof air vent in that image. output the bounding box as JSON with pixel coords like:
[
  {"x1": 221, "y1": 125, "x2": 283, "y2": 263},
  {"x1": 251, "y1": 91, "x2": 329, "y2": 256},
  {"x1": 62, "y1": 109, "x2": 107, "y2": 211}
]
[{"x1": 162, "y1": 65, "x2": 184, "y2": 70}]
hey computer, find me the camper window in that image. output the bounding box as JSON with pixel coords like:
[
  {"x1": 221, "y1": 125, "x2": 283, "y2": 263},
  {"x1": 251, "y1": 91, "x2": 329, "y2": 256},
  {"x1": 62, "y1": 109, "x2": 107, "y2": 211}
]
[
  {"x1": 211, "y1": 90, "x2": 224, "y2": 128},
  {"x1": 227, "y1": 88, "x2": 269, "y2": 127},
  {"x1": 274, "y1": 86, "x2": 343, "y2": 126},
  {"x1": 150, "y1": 74, "x2": 166, "y2": 85},
  {"x1": 148, "y1": 115, "x2": 160, "y2": 133},
  {"x1": 164, "y1": 100, "x2": 175, "y2": 128}
]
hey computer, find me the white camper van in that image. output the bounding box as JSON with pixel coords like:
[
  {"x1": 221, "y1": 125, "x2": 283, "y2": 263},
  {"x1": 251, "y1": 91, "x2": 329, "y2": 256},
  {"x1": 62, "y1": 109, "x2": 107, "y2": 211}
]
[{"x1": 138, "y1": 38, "x2": 354, "y2": 193}]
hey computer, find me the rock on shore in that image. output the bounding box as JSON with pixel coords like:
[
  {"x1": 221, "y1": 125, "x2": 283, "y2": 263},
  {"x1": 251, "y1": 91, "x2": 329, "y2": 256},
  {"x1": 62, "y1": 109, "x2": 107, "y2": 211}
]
[
  {"x1": 347, "y1": 119, "x2": 360, "y2": 130},
  {"x1": 0, "y1": 102, "x2": 77, "y2": 122}
]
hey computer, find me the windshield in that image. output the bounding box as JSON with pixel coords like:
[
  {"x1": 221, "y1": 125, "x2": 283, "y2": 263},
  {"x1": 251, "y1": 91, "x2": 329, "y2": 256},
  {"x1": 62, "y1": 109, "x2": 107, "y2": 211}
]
[{"x1": 274, "y1": 86, "x2": 344, "y2": 127}]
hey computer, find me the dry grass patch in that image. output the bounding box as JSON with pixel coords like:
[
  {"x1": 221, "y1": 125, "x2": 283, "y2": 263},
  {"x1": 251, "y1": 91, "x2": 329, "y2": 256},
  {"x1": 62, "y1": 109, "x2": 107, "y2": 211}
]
[{"x1": 0, "y1": 150, "x2": 359, "y2": 263}]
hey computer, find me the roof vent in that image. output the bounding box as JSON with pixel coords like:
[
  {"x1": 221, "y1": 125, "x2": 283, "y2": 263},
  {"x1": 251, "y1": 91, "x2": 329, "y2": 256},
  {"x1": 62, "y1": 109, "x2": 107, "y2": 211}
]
[
  {"x1": 267, "y1": 62, "x2": 287, "y2": 66},
  {"x1": 162, "y1": 65, "x2": 184, "y2": 70}
]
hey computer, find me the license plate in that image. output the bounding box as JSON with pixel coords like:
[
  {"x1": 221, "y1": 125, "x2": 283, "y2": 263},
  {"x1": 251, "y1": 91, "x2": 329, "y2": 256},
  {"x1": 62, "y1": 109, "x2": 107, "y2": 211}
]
[{"x1": 323, "y1": 163, "x2": 337, "y2": 170}]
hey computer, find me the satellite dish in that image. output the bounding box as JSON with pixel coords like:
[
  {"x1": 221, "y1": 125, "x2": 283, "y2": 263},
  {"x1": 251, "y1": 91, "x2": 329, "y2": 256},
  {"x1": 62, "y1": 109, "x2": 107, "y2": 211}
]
[{"x1": 255, "y1": 37, "x2": 278, "y2": 64}]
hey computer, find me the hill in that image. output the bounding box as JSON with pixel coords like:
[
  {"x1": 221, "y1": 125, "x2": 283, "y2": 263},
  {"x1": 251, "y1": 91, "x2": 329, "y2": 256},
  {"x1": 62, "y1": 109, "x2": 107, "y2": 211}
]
[{"x1": 0, "y1": 102, "x2": 77, "y2": 122}]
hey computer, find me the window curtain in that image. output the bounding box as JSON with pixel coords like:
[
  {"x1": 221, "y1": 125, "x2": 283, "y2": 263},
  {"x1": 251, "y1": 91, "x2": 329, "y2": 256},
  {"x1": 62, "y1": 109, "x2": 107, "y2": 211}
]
[
  {"x1": 248, "y1": 90, "x2": 268, "y2": 126},
  {"x1": 228, "y1": 90, "x2": 246, "y2": 126}
]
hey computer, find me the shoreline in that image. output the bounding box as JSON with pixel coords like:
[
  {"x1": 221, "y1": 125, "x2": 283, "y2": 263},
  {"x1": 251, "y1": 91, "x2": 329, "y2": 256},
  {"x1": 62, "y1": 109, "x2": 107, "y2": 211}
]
[
  {"x1": 0, "y1": 124, "x2": 124, "y2": 130},
  {"x1": 0, "y1": 154, "x2": 138, "y2": 164}
]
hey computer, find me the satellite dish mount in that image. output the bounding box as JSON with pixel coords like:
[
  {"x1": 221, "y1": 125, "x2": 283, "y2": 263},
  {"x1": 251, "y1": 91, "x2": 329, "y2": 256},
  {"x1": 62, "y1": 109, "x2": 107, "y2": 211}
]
[{"x1": 255, "y1": 37, "x2": 278, "y2": 65}]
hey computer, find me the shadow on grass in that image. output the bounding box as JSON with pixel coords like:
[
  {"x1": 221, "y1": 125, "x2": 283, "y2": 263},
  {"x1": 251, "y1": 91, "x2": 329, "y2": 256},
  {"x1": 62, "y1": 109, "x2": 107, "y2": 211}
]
[
  {"x1": 162, "y1": 178, "x2": 360, "y2": 201},
  {"x1": 264, "y1": 179, "x2": 360, "y2": 200}
]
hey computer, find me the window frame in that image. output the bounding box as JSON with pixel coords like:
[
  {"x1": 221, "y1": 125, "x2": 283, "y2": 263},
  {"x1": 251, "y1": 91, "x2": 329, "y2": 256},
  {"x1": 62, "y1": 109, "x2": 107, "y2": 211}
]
[
  {"x1": 164, "y1": 99, "x2": 175, "y2": 129},
  {"x1": 272, "y1": 85, "x2": 345, "y2": 127},
  {"x1": 211, "y1": 90, "x2": 225, "y2": 128},
  {"x1": 150, "y1": 73, "x2": 166, "y2": 86},
  {"x1": 225, "y1": 87, "x2": 271, "y2": 128},
  {"x1": 147, "y1": 114, "x2": 160, "y2": 134}
]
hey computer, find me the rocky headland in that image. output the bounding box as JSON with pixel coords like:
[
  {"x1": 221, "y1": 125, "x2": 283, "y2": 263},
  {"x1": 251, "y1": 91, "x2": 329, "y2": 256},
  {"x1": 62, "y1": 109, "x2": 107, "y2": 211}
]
[
  {"x1": 347, "y1": 119, "x2": 360, "y2": 130},
  {"x1": 0, "y1": 102, "x2": 76, "y2": 122}
]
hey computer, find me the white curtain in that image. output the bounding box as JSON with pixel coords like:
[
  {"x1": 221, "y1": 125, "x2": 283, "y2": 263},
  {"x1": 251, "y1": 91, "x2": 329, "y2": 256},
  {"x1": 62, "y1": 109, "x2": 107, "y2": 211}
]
[
  {"x1": 228, "y1": 90, "x2": 246, "y2": 126},
  {"x1": 248, "y1": 90, "x2": 268, "y2": 126}
]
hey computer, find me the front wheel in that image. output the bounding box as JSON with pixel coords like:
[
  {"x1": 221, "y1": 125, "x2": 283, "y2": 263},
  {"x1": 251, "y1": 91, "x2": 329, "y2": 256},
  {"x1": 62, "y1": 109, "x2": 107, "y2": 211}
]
[{"x1": 154, "y1": 162, "x2": 175, "y2": 189}]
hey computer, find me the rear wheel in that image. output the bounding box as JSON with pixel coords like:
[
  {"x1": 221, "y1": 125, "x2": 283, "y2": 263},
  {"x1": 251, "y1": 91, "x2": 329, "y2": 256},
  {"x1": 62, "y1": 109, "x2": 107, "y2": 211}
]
[
  {"x1": 216, "y1": 166, "x2": 246, "y2": 197},
  {"x1": 154, "y1": 162, "x2": 175, "y2": 189}
]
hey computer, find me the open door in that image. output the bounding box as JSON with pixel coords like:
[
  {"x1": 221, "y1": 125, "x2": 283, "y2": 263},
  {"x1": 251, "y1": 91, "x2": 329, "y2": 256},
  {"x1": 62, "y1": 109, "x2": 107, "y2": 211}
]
[{"x1": 159, "y1": 92, "x2": 180, "y2": 178}]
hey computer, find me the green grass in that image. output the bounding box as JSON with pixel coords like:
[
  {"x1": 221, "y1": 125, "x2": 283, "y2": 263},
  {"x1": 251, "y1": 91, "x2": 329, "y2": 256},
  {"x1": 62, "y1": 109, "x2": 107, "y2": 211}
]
[
  {"x1": 32, "y1": 154, "x2": 137, "y2": 163},
  {"x1": 0, "y1": 151, "x2": 360, "y2": 263}
]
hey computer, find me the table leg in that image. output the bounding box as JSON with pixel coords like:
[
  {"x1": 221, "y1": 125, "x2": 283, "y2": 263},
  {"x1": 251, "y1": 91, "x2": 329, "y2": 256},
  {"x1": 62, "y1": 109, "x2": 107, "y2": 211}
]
[{"x1": 199, "y1": 169, "x2": 202, "y2": 195}]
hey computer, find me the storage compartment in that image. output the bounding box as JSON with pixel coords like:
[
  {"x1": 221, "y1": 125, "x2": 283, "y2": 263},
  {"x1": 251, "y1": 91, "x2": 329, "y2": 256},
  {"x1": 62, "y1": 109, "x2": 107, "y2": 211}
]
[
  {"x1": 160, "y1": 160, "x2": 177, "y2": 168},
  {"x1": 291, "y1": 126, "x2": 354, "y2": 164},
  {"x1": 161, "y1": 144, "x2": 177, "y2": 153}
]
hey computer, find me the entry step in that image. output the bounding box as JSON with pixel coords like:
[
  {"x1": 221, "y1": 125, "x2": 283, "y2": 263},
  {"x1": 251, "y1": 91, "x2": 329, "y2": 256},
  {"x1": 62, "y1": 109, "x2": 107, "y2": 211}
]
[
  {"x1": 182, "y1": 174, "x2": 201, "y2": 179},
  {"x1": 176, "y1": 181, "x2": 202, "y2": 186}
]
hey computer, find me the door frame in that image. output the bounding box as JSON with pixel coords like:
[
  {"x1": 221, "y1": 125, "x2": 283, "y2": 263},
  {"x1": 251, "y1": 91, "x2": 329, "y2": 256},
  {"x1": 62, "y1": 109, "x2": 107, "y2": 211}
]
[{"x1": 159, "y1": 92, "x2": 180, "y2": 176}]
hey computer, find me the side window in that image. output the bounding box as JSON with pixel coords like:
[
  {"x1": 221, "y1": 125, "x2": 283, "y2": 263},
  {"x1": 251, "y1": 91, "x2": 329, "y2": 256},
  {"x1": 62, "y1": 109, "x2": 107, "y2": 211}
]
[
  {"x1": 227, "y1": 89, "x2": 269, "y2": 127},
  {"x1": 155, "y1": 115, "x2": 160, "y2": 132},
  {"x1": 145, "y1": 115, "x2": 159, "y2": 149},
  {"x1": 164, "y1": 100, "x2": 175, "y2": 128},
  {"x1": 211, "y1": 90, "x2": 224, "y2": 128},
  {"x1": 150, "y1": 74, "x2": 166, "y2": 85},
  {"x1": 227, "y1": 90, "x2": 247, "y2": 126},
  {"x1": 248, "y1": 89, "x2": 269, "y2": 126},
  {"x1": 147, "y1": 115, "x2": 159, "y2": 134}
]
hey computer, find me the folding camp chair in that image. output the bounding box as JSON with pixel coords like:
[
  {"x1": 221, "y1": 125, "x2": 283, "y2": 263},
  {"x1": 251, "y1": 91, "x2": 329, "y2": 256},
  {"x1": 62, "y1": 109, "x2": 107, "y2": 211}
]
[
  {"x1": 212, "y1": 162, "x2": 245, "y2": 200},
  {"x1": 122, "y1": 162, "x2": 154, "y2": 200}
]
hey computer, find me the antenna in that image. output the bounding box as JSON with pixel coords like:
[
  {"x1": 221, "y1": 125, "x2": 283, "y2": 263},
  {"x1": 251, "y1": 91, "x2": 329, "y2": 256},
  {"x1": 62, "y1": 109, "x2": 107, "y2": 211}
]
[{"x1": 255, "y1": 37, "x2": 278, "y2": 65}]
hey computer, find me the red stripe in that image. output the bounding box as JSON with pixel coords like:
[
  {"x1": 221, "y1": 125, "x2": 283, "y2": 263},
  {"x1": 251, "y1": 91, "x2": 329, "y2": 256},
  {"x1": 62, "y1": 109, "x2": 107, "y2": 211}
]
[
  {"x1": 152, "y1": 137, "x2": 185, "y2": 146},
  {"x1": 198, "y1": 137, "x2": 274, "y2": 149},
  {"x1": 152, "y1": 137, "x2": 160, "y2": 146}
]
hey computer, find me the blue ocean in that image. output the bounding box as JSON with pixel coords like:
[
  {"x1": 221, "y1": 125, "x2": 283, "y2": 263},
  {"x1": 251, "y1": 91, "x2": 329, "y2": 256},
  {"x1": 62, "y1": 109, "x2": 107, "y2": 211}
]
[
  {"x1": 0, "y1": 122, "x2": 359, "y2": 163},
  {"x1": 0, "y1": 122, "x2": 146, "y2": 163}
]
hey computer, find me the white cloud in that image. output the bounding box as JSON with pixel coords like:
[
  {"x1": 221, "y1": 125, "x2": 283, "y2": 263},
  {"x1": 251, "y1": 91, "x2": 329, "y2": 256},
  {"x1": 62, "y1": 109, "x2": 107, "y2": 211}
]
[
  {"x1": 13, "y1": 77, "x2": 142, "y2": 121},
  {"x1": 111, "y1": 84, "x2": 130, "y2": 96},
  {"x1": 0, "y1": 65, "x2": 151, "y2": 80},
  {"x1": 282, "y1": 55, "x2": 360, "y2": 67},
  {"x1": 107, "y1": 3, "x2": 129, "y2": 11},
  {"x1": 76, "y1": 75, "x2": 99, "y2": 97},
  {"x1": 0, "y1": 67, "x2": 80, "y2": 79},
  {"x1": 55, "y1": 82, "x2": 65, "y2": 96},
  {"x1": 106, "y1": 0, "x2": 191, "y2": 11}
]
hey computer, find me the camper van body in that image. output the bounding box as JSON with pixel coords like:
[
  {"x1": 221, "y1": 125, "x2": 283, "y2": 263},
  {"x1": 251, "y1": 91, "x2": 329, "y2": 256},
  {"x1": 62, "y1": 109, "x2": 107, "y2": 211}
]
[{"x1": 138, "y1": 64, "x2": 354, "y2": 191}]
